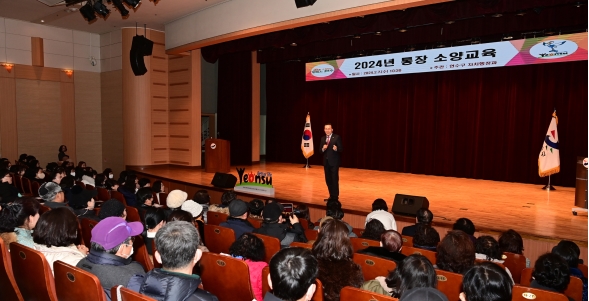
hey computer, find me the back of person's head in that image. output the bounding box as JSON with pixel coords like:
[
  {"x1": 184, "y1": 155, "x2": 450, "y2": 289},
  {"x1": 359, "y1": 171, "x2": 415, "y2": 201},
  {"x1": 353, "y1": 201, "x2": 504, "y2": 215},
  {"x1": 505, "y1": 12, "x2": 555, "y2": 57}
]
[
  {"x1": 533, "y1": 253, "x2": 571, "y2": 291},
  {"x1": 99, "y1": 199, "x2": 126, "y2": 219},
  {"x1": 166, "y1": 189, "x2": 188, "y2": 209},
  {"x1": 416, "y1": 208, "x2": 434, "y2": 225},
  {"x1": 152, "y1": 180, "x2": 163, "y2": 193},
  {"x1": 453, "y1": 218, "x2": 475, "y2": 236},
  {"x1": 221, "y1": 190, "x2": 237, "y2": 206},
  {"x1": 249, "y1": 199, "x2": 265, "y2": 216},
  {"x1": 386, "y1": 254, "x2": 437, "y2": 299},
  {"x1": 124, "y1": 175, "x2": 137, "y2": 191},
  {"x1": 155, "y1": 221, "x2": 200, "y2": 269},
  {"x1": 413, "y1": 223, "x2": 440, "y2": 248},
  {"x1": 475, "y1": 236, "x2": 502, "y2": 261},
  {"x1": 400, "y1": 288, "x2": 448, "y2": 301},
  {"x1": 19, "y1": 153, "x2": 28, "y2": 163},
  {"x1": 361, "y1": 219, "x2": 386, "y2": 241},
  {"x1": 498, "y1": 229, "x2": 524, "y2": 255},
  {"x1": 312, "y1": 219, "x2": 353, "y2": 261},
  {"x1": 138, "y1": 178, "x2": 150, "y2": 188},
  {"x1": 269, "y1": 247, "x2": 318, "y2": 301},
  {"x1": 326, "y1": 202, "x2": 344, "y2": 220},
  {"x1": 60, "y1": 175, "x2": 75, "y2": 189},
  {"x1": 95, "y1": 174, "x2": 106, "y2": 187},
  {"x1": 167, "y1": 210, "x2": 193, "y2": 223},
  {"x1": 381, "y1": 230, "x2": 403, "y2": 253},
  {"x1": 33, "y1": 207, "x2": 79, "y2": 247},
  {"x1": 136, "y1": 187, "x2": 153, "y2": 205},
  {"x1": 0, "y1": 202, "x2": 21, "y2": 233},
  {"x1": 192, "y1": 189, "x2": 211, "y2": 205},
  {"x1": 372, "y1": 198, "x2": 388, "y2": 211},
  {"x1": 229, "y1": 233, "x2": 266, "y2": 262},
  {"x1": 555, "y1": 240, "x2": 581, "y2": 264},
  {"x1": 462, "y1": 262, "x2": 512, "y2": 301},
  {"x1": 105, "y1": 179, "x2": 119, "y2": 190},
  {"x1": 46, "y1": 162, "x2": 58, "y2": 172},
  {"x1": 145, "y1": 208, "x2": 166, "y2": 230},
  {"x1": 436, "y1": 230, "x2": 475, "y2": 274},
  {"x1": 552, "y1": 244, "x2": 579, "y2": 269},
  {"x1": 294, "y1": 204, "x2": 310, "y2": 221}
]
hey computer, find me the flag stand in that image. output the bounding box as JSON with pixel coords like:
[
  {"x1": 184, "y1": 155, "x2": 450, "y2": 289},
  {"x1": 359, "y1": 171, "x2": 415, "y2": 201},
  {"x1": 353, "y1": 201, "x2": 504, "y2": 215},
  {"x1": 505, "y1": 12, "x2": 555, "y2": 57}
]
[
  {"x1": 542, "y1": 175, "x2": 556, "y2": 190},
  {"x1": 303, "y1": 159, "x2": 311, "y2": 168}
]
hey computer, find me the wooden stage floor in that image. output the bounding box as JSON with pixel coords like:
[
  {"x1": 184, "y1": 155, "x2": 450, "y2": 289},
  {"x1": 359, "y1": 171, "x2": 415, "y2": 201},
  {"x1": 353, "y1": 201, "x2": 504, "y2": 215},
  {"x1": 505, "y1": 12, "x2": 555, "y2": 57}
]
[{"x1": 130, "y1": 162, "x2": 587, "y2": 245}]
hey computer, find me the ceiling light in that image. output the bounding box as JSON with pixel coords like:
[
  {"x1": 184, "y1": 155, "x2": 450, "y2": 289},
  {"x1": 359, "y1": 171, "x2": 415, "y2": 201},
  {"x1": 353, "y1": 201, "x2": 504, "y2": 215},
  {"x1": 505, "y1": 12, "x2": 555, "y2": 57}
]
[
  {"x1": 491, "y1": 13, "x2": 503, "y2": 18},
  {"x1": 471, "y1": 38, "x2": 481, "y2": 45},
  {"x1": 516, "y1": 10, "x2": 527, "y2": 16},
  {"x1": 375, "y1": 31, "x2": 381, "y2": 36},
  {"x1": 575, "y1": 2, "x2": 583, "y2": 7},
  {"x1": 545, "y1": 29, "x2": 556, "y2": 35},
  {"x1": 79, "y1": 2, "x2": 97, "y2": 22},
  {"x1": 398, "y1": 28, "x2": 407, "y2": 33},
  {"x1": 41, "y1": 20, "x2": 45, "y2": 23},
  {"x1": 436, "y1": 42, "x2": 446, "y2": 48},
  {"x1": 353, "y1": 35, "x2": 361, "y2": 39},
  {"x1": 112, "y1": 0, "x2": 129, "y2": 16},
  {"x1": 93, "y1": 0, "x2": 110, "y2": 18},
  {"x1": 406, "y1": 46, "x2": 416, "y2": 51},
  {"x1": 290, "y1": 42, "x2": 297, "y2": 47},
  {"x1": 445, "y1": 20, "x2": 455, "y2": 25},
  {"x1": 123, "y1": 0, "x2": 141, "y2": 8},
  {"x1": 503, "y1": 34, "x2": 513, "y2": 40}
]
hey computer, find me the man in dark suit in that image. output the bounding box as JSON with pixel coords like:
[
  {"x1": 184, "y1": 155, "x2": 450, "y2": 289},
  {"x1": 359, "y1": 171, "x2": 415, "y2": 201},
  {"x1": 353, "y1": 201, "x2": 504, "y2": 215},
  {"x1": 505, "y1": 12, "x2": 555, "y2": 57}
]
[{"x1": 320, "y1": 123, "x2": 343, "y2": 201}]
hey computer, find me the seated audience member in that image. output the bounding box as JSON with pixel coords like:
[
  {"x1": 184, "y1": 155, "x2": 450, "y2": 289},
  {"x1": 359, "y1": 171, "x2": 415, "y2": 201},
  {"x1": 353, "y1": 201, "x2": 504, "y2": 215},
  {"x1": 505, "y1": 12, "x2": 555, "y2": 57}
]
[
  {"x1": 143, "y1": 208, "x2": 166, "y2": 256},
  {"x1": 51, "y1": 167, "x2": 66, "y2": 185},
  {"x1": 0, "y1": 158, "x2": 10, "y2": 170},
  {"x1": 249, "y1": 199, "x2": 265, "y2": 221},
  {"x1": 400, "y1": 288, "x2": 448, "y2": 301},
  {"x1": 11, "y1": 198, "x2": 41, "y2": 248},
  {"x1": 24, "y1": 160, "x2": 40, "y2": 180},
  {"x1": 553, "y1": 243, "x2": 587, "y2": 301},
  {"x1": 208, "y1": 190, "x2": 237, "y2": 215},
  {"x1": 358, "y1": 229, "x2": 407, "y2": 264},
  {"x1": 436, "y1": 230, "x2": 475, "y2": 275},
  {"x1": 315, "y1": 200, "x2": 356, "y2": 237},
  {"x1": 33, "y1": 207, "x2": 88, "y2": 273},
  {"x1": 220, "y1": 199, "x2": 255, "y2": 239},
  {"x1": 10, "y1": 165, "x2": 26, "y2": 178},
  {"x1": 365, "y1": 198, "x2": 397, "y2": 231},
  {"x1": 293, "y1": 204, "x2": 313, "y2": 229},
  {"x1": 363, "y1": 254, "x2": 436, "y2": 298},
  {"x1": 39, "y1": 181, "x2": 71, "y2": 210},
  {"x1": 460, "y1": 262, "x2": 512, "y2": 301},
  {"x1": 413, "y1": 223, "x2": 440, "y2": 251},
  {"x1": 106, "y1": 179, "x2": 120, "y2": 191},
  {"x1": 165, "y1": 189, "x2": 188, "y2": 218},
  {"x1": 99, "y1": 199, "x2": 128, "y2": 220},
  {"x1": 69, "y1": 185, "x2": 99, "y2": 221},
  {"x1": 138, "y1": 178, "x2": 151, "y2": 188},
  {"x1": 95, "y1": 174, "x2": 107, "y2": 188},
  {"x1": 18, "y1": 153, "x2": 28, "y2": 165},
  {"x1": 474, "y1": 236, "x2": 513, "y2": 283},
  {"x1": 60, "y1": 175, "x2": 76, "y2": 202},
  {"x1": 29, "y1": 167, "x2": 47, "y2": 184},
  {"x1": 255, "y1": 202, "x2": 307, "y2": 247},
  {"x1": 453, "y1": 218, "x2": 477, "y2": 244},
  {"x1": 152, "y1": 180, "x2": 165, "y2": 193},
  {"x1": 361, "y1": 219, "x2": 386, "y2": 241},
  {"x1": 531, "y1": 253, "x2": 573, "y2": 300},
  {"x1": 118, "y1": 175, "x2": 138, "y2": 206},
  {"x1": 228, "y1": 233, "x2": 268, "y2": 301},
  {"x1": 82, "y1": 168, "x2": 96, "y2": 186},
  {"x1": 0, "y1": 202, "x2": 20, "y2": 244},
  {"x1": 128, "y1": 221, "x2": 219, "y2": 301},
  {"x1": 103, "y1": 168, "x2": 114, "y2": 180},
  {"x1": 182, "y1": 200, "x2": 205, "y2": 242},
  {"x1": 0, "y1": 169, "x2": 19, "y2": 203},
  {"x1": 136, "y1": 187, "x2": 155, "y2": 218},
  {"x1": 402, "y1": 208, "x2": 434, "y2": 237},
  {"x1": 167, "y1": 210, "x2": 209, "y2": 255},
  {"x1": 58, "y1": 145, "x2": 68, "y2": 161},
  {"x1": 312, "y1": 219, "x2": 363, "y2": 301},
  {"x1": 555, "y1": 240, "x2": 584, "y2": 265},
  {"x1": 78, "y1": 161, "x2": 87, "y2": 169},
  {"x1": 266, "y1": 247, "x2": 318, "y2": 301},
  {"x1": 77, "y1": 217, "x2": 146, "y2": 301},
  {"x1": 192, "y1": 189, "x2": 210, "y2": 223}
]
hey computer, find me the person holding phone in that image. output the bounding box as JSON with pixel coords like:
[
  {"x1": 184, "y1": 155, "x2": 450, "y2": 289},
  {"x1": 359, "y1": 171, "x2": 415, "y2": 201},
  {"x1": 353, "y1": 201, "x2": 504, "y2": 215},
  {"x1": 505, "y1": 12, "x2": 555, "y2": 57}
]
[{"x1": 321, "y1": 123, "x2": 343, "y2": 202}]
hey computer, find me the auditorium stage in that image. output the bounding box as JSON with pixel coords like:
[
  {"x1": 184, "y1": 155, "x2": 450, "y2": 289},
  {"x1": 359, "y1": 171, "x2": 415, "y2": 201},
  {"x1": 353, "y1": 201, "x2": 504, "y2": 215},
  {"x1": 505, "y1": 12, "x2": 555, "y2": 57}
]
[{"x1": 129, "y1": 162, "x2": 587, "y2": 248}]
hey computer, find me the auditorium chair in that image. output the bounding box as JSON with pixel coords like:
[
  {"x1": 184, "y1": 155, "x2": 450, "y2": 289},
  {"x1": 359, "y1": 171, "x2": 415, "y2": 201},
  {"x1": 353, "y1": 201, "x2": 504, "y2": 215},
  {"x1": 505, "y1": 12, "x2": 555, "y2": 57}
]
[
  {"x1": 340, "y1": 287, "x2": 398, "y2": 301},
  {"x1": 579, "y1": 263, "x2": 588, "y2": 278},
  {"x1": 203, "y1": 224, "x2": 235, "y2": 254},
  {"x1": 111, "y1": 286, "x2": 157, "y2": 301},
  {"x1": 475, "y1": 258, "x2": 507, "y2": 270},
  {"x1": 39, "y1": 204, "x2": 52, "y2": 215},
  {"x1": 132, "y1": 235, "x2": 154, "y2": 272},
  {"x1": 512, "y1": 285, "x2": 569, "y2": 301},
  {"x1": 0, "y1": 239, "x2": 24, "y2": 301},
  {"x1": 21, "y1": 177, "x2": 33, "y2": 196},
  {"x1": 10, "y1": 242, "x2": 58, "y2": 301},
  {"x1": 81, "y1": 218, "x2": 99, "y2": 250},
  {"x1": 54, "y1": 260, "x2": 106, "y2": 301},
  {"x1": 97, "y1": 187, "x2": 111, "y2": 202},
  {"x1": 520, "y1": 267, "x2": 584, "y2": 301},
  {"x1": 31, "y1": 181, "x2": 41, "y2": 197},
  {"x1": 262, "y1": 266, "x2": 324, "y2": 301},
  {"x1": 247, "y1": 217, "x2": 262, "y2": 228},
  {"x1": 157, "y1": 192, "x2": 168, "y2": 206},
  {"x1": 76, "y1": 181, "x2": 86, "y2": 188},
  {"x1": 352, "y1": 228, "x2": 364, "y2": 237},
  {"x1": 435, "y1": 269, "x2": 463, "y2": 301},
  {"x1": 110, "y1": 190, "x2": 128, "y2": 206},
  {"x1": 207, "y1": 211, "x2": 229, "y2": 226},
  {"x1": 289, "y1": 242, "x2": 313, "y2": 249},
  {"x1": 86, "y1": 184, "x2": 96, "y2": 190},
  {"x1": 304, "y1": 229, "x2": 319, "y2": 241},
  {"x1": 353, "y1": 253, "x2": 397, "y2": 281},
  {"x1": 199, "y1": 252, "x2": 255, "y2": 301},
  {"x1": 401, "y1": 246, "x2": 437, "y2": 265},
  {"x1": 299, "y1": 218, "x2": 314, "y2": 229},
  {"x1": 401, "y1": 235, "x2": 413, "y2": 247},
  {"x1": 125, "y1": 206, "x2": 142, "y2": 223},
  {"x1": 350, "y1": 237, "x2": 380, "y2": 252},
  {"x1": 151, "y1": 240, "x2": 162, "y2": 269},
  {"x1": 14, "y1": 174, "x2": 24, "y2": 194},
  {"x1": 252, "y1": 233, "x2": 281, "y2": 263},
  {"x1": 502, "y1": 252, "x2": 527, "y2": 284}
]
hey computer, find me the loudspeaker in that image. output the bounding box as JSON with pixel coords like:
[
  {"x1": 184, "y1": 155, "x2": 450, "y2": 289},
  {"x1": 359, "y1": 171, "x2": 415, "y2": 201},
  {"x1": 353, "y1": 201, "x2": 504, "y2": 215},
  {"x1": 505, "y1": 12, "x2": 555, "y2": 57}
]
[
  {"x1": 392, "y1": 194, "x2": 429, "y2": 217},
  {"x1": 295, "y1": 0, "x2": 317, "y2": 8},
  {"x1": 211, "y1": 172, "x2": 237, "y2": 188},
  {"x1": 129, "y1": 35, "x2": 154, "y2": 76}
]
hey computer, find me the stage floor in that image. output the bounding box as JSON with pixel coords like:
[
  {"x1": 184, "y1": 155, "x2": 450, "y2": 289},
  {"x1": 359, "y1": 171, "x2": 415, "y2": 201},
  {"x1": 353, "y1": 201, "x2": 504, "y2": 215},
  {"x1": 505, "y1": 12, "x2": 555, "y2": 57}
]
[{"x1": 130, "y1": 162, "x2": 587, "y2": 245}]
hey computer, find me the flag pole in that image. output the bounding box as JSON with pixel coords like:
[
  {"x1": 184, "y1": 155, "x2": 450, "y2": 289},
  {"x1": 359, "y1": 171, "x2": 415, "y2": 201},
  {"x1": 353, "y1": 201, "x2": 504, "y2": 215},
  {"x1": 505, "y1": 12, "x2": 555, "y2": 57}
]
[
  {"x1": 542, "y1": 175, "x2": 556, "y2": 190},
  {"x1": 303, "y1": 158, "x2": 311, "y2": 168}
]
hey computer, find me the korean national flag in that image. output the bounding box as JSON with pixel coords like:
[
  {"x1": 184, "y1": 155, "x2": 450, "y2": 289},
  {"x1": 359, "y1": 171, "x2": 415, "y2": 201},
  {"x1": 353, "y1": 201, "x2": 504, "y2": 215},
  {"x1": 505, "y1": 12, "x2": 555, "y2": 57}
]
[
  {"x1": 301, "y1": 114, "x2": 314, "y2": 159},
  {"x1": 538, "y1": 111, "x2": 560, "y2": 177}
]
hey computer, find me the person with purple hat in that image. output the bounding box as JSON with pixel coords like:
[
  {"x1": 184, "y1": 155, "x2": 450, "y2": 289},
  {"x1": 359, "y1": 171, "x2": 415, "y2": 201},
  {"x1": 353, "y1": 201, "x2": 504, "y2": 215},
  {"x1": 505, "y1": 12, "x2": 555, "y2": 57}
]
[{"x1": 76, "y1": 217, "x2": 146, "y2": 301}]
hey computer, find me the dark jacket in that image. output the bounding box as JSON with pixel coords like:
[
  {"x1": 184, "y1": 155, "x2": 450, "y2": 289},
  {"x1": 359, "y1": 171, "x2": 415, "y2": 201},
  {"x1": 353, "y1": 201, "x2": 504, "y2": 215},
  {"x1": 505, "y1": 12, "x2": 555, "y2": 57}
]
[
  {"x1": 531, "y1": 279, "x2": 575, "y2": 301},
  {"x1": 357, "y1": 247, "x2": 407, "y2": 264},
  {"x1": 264, "y1": 292, "x2": 283, "y2": 301},
  {"x1": 401, "y1": 224, "x2": 417, "y2": 237},
  {"x1": 317, "y1": 259, "x2": 363, "y2": 301},
  {"x1": 570, "y1": 268, "x2": 588, "y2": 301},
  {"x1": 118, "y1": 187, "x2": 137, "y2": 207},
  {"x1": 77, "y1": 250, "x2": 146, "y2": 301},
  {"x1": 320, "y1": 134, "x2": 343, "y2": 166},
  {"x1": 128, "y1": 268, "x2": 219, "y2": 301},
  {"x1": 0, "y1": 182, "x2": 19, "y2": 203},
  {"x1": 254, "y1": 221, "x2": 307, "y2": 247},
  {"x1": 74, "y1": 208, "x2": 101, "y2": 222},
  {"x1": 220, "y1": 217, "x2": 255, "y2": 239}
]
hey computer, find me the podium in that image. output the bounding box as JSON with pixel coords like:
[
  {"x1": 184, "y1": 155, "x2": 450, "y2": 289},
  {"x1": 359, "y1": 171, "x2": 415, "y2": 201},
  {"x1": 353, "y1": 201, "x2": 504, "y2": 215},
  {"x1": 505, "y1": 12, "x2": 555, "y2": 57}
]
[
  {"x1": 205, "y1": 139, "x2": 230, "y2": 173},
  {"x1": 573, "y1": 156, "x2": 588, "y2": 215}
]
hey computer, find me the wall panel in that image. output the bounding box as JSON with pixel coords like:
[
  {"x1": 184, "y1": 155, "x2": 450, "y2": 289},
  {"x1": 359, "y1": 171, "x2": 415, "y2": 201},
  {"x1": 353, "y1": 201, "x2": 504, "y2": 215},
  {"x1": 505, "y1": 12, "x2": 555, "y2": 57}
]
[
  {"x1": 101, "y1": 70, "x2": 124, "y2": 174},
  {"x1": 0, "y1": 77, "x2": 17, "y2": 160},
  {"x1": 74, "y1": 71, "x2": 102, "y2": 170}
]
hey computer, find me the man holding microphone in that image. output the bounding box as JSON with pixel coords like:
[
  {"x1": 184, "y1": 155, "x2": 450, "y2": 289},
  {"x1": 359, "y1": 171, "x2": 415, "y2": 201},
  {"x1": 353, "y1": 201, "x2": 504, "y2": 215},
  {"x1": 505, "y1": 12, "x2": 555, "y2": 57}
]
[{"x1": 321, "y1": 123, "x2": 343, "y2": 202}]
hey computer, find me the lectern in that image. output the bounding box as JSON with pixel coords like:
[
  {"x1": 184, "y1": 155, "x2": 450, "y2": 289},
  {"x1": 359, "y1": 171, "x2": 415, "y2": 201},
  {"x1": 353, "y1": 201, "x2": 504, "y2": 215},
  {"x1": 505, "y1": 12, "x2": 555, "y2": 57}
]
[{"x1": 205, "y1": 139, "x2": 230, "y2": 173}]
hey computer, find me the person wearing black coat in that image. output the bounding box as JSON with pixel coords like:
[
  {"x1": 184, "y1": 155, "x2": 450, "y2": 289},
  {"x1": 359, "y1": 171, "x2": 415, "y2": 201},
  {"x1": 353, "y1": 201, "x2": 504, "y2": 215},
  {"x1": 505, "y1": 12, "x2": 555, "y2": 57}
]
[
  {"x1": 0, "y1": 170, "x2": 19, "y2": 203},
  {"x1": 254, "y1": 202, "x2": 307, "y2": 247}
]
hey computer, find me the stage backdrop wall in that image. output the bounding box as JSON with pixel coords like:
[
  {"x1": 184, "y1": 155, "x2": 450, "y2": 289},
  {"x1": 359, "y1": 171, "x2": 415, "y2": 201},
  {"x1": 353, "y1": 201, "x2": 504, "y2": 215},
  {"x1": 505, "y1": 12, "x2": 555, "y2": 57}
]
[{"x1": 266, "y1": 61, "x2": 587, "y2": 187}]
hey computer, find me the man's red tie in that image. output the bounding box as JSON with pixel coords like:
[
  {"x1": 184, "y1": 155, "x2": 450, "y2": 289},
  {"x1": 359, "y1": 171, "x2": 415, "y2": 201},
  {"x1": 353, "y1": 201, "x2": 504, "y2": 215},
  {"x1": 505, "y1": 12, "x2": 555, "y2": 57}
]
[{"x1": 326, "y1": 136, "x2": 331, "y2": 145}]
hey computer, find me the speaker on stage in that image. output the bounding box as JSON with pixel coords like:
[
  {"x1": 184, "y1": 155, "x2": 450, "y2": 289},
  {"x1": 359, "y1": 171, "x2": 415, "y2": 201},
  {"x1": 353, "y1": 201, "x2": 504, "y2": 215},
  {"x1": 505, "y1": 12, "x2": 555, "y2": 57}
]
[
  {"x1": 129, "y1": 35, "x2": 154, "y2": 76},
  {"x1": 211, "y1": 172, "x2": 237, "y2": 188},
  {"x1": 392, "y1": 194, "x2": 429, "y2": 216}
]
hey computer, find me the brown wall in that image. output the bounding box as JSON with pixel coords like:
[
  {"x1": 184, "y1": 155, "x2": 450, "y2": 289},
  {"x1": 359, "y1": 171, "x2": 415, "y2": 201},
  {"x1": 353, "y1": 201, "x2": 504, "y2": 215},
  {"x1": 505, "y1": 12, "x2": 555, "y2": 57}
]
[
  {"x1": 74, "y1": 71, "x2": 103, "y2": 171},
  {"x1": 101, "y1": 70, "x2": 124, "y2": 175}
]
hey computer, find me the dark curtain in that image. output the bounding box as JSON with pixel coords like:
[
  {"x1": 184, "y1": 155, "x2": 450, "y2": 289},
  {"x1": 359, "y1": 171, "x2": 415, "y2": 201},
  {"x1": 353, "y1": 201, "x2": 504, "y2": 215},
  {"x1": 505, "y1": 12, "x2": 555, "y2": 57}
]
[
  {"x1": 266, "y1": 61, "x2": 587, "y2": 187},
  {"x1": 217, "y1": 51, "x2": 252, "y2": 166}
]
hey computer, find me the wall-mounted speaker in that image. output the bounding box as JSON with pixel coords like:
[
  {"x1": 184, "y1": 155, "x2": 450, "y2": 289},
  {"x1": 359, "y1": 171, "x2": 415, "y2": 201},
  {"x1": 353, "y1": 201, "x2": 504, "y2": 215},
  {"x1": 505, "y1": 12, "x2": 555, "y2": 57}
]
[
  {"x1": 295, "y1": 0, "x2": 317, "y2": 8},
  {"x1": 129, "y1": 35, "x2": 154, "y2": 76}
]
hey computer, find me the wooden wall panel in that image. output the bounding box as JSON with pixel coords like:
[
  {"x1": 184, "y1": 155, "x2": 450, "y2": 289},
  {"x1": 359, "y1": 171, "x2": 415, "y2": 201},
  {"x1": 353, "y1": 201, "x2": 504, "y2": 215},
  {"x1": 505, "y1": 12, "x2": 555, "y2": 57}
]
[
  {"x1": 0, "y1": 78, "x2": 17, "y2": 160},
  {"x1": 190, "y1": 50, "x2": 202, "y2": 166},
  {"x1": 168, "y1": 54, "x2": 192, "y2": 166},
  {"x1": 31, "y1": 37, "x2": 44, "y2": 67},
  {"x1": 74, "y1": 71, "x2": 102, "y2": 170},
  {"x1": 61, "y1": 82, "x2": 76, "y2": 163},
  {"x1": 150, "y1": 30, "x2": 169, "y2": 165},
  {"x1": 101, "y1": 70, "x2": 124, "y2": 175},
  {"x1": 251, "y1": 51, "x2": 260, "y2": 162},
  {"x1": 14, "y1": 65, "x2": 61, "y2": 82}
]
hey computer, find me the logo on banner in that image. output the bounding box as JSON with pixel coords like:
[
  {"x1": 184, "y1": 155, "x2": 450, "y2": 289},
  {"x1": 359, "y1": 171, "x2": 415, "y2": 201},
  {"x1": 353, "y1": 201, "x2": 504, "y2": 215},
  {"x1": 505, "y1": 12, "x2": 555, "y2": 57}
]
[
  {"x1": 530, "y1": 40, "x2": 578, "y2": 59},
  {"x1": 311, "y1": 64, "x2": 335, "y2": 77}
]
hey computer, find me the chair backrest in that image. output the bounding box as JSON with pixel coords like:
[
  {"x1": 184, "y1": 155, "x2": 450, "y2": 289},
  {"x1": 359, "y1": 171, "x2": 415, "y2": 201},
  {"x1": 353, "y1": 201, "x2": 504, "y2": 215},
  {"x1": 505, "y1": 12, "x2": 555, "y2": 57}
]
[
  {"x1": 352, "y1": 228, "x2": 364, "y2": 237},
  {"x1": 157, "y1": 192, "x2": 168, "y2": 206},
  {"x1": 340, "y1": 286, "x2": 398, "y2": 301},
  {"x1": 150, "y1": 240, "x2": 162, "y2": 269},
  {"x1": 474, "y1": 258, "x2": 506, "y2": 270},
  {"x1": 125, "y1": 206, "x2": 142, "y2": 223},
  {"x1": 520, "y1": 267, "x2": 533, "y2": 286},
  {"x1": 512, "y1": 285, "x2": 569, "y2": 301},
  {"x1": 199, "y1": 252, "x2": 254, "y2": 301},
  {"x1": 502, "y1": 252, "x2": 527, "y2": 284},
  {"x1": 207, "y1": 211, "x2": 229, "y2": 226},
  {"x1": 14, "y1": 174, "x2": 24, "y2": 194},
  {"x1": 31, "y1": 181, "x2": 41, "y2": 197},
  {"x1": 435, "y1": 269, "x2": 463, "y2": 301},
  {"x1": 353, "y1": 253, "x2": 397, "y2": 281},
  {"x1": 203, "y1": 224, "x2": 235, "y2": 254},
  {"x1": 350, "y1": 237, "x2": 380, "y2": 252},
  {"x1": 54, "y1": 260, "x2": 107, "y2": 301},
  {"x1": 252, "y1": 233, "x2": 281, "y2": 263},
  {"x1": 304, "y1": 229, "x2": 318, "y2": 241},
  {"x1": 578, "y1": 263, "x2": 588, "y2": 278},
  {"x1": 401, "y1": 246, "x2": 437, "y2": 265},
  {"x1": 247, "y1": 217, "x2": 262, "y2": 228},
  {"x1": 39, "y1": 204, "x2": 52, "y2": 215},
  {"x1": 86, "y1": 184, "x2": 96, "y2": 190},
  {"x1": 21, "y1": 177, "x2": 32, "y2": 195},
  {"x1": 81, "y1": 218, "x2": 99, "y2": 250},
  {"x1": 97, "y1": 187, "x2": 111, "y2": 202},
  {"x1": 0, "y1": 238, "x2": 24, "y2": 301},
  {"x1": 564, "y1": 276, "x2": 584, "y2": 301},
  {"x1": 401, "y1": 235, "x2": 413, "y2": 247},
  {"x1": 261, "y1": 265, "x2": 324, "y2": 301},
  {"x1": 10, "y1": 242, "x2": 58, "y2": 301},
  {"x1": 132, "y1": 235, "x2": 153, "y2": 272},
  {"x1": 75, "y1": 181, "x2": 86, "y2": 188},
  {"x1": 115, "y1": 286, "x2": 158, "y2": 301},
  {"x1": 110, "y1": 191, "x2": 128, "y2": 206},
  {"x1": 289, "y1": 242, "x2": 313, "y2": 249}
]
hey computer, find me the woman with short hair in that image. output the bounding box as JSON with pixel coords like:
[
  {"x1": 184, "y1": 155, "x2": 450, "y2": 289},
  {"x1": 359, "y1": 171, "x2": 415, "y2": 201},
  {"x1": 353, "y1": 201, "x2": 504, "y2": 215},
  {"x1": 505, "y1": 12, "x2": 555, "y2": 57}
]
[
  {"x1": 229, "y1": 233, "x2": 268, "y2": 301},
  {"x1": 436, "y1": 230, "x2": 475, "y2": 274},
  {"x1": 460, "y1": 262, "x2": 512, "y2": 301}
]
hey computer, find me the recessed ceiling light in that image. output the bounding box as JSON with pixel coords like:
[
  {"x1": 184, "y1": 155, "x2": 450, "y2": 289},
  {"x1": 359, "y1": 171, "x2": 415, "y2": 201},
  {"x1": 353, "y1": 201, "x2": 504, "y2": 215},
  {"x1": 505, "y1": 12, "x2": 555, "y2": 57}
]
[
  {"x1": 445, "y1": 20, "x2": 455, "y2": 25},
  {"x1": 491, "y1": 13, "x2": 503, "y2": 18},
  {"x1": 290, "y1": 42, "x2": 297, "y2": 47},
  {"x1": 41, "y1": 20, "x2": 45, "y2": 23},
  {"x1": 398, "y1": 28, "x2": 407, "y2": 33}
]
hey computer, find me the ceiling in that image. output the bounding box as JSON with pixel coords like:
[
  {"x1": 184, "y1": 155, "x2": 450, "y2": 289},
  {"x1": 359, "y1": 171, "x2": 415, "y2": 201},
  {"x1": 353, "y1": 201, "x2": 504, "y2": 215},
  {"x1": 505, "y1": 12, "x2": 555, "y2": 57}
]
[{"x1": 0, "y1": 0, "x2": 230, "y2": 34}]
